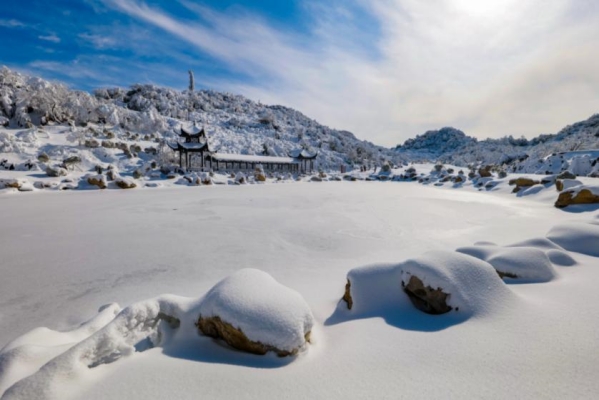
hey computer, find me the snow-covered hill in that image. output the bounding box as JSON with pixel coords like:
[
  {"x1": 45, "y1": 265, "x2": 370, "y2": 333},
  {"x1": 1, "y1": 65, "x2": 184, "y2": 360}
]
[
  {"x1": 394, "y1": 114, "x2": 599, "y2": 176},
  {"x1": 0, "y1": 66, "x2": 402, "y2": 171}
]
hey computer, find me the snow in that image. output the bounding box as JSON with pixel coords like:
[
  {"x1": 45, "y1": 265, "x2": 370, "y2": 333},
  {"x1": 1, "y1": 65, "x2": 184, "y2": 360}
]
[
  {"x1": 546, "y1": 221, "x2": 599, "y2": 257},
  {"x1": 0, "y1": 183, "x2": 598, "y2": 399},
  {"x1": 456, "y1": 246, "x2": 557, "y2": 282},
  {"x1": 197, "y1": 269, "x2": 313, "y2": 353}
]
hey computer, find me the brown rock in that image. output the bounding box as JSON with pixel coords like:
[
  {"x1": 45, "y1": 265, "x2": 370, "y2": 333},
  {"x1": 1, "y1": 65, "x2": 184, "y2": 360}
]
[
  {"x1": 342, "y1": 279, "x2": 353, "y2": 310},
  {"x1": 555, "y1": 188, "x2": 599, "y2": 208},
  {"x1": 555, "y1": 180, "x2": 564, "y2": 192},
  {"x1": 87, "y1": 176, "x2": 107, "y2": 189},
  {"x1": 115, "y1": 178, "x2": 136, "y2": 189},
  {"x1": 402, "y1": 275, "x2": 452, "y2": 315},
  {"x1": 478, "y1": 165, "x2": 492, "y2": 178},
  {"x1": 197, "y1": 316, "x2": 308, "y2": 357},
  {"x1": 508, "y1": 178, "x2": 539, "y2": 187}
]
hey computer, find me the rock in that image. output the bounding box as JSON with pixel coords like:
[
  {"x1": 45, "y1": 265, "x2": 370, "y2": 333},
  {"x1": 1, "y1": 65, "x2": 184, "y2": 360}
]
[
  {"x1": 62, "y1": 156, "x2": 81, "y2": 169},
  {"x1": 102, "y1": 140, "x2": 115, "y2": 148},
  {"x1": 235, "y1": 172, "x2": 246, "y2": 184},
  {"x1": 498, "y1": 170, "x2": 508, "y2": 179},
  {"x1": 342, "y1": 279, "x2": 353, "y2": 310},
  {"x1": 197, "y1": 269, "x2": 314, "y2": 357},
  {"x1": 200, "y1": 172, "x2": 213, "y2": 185},
  {"x1": 37, "y1": 153, "x2": 50, "y2": 163},
  {"x1": 46, "y1": 165, "x2": 68, "y2": 177},
  {"x1": 508, "y1": 178, "x2": 539, "y2": 187},
  {"x1": 115, "y1": 177, "x2": 137, "y2": 189},
  {"x1": 87, "y1": 175, "x2": 107, "y2": 189},
  {"x1": 144, "y1": 147, "x2": 157, "y2": 155},
  {"x1": 555, "y1": 188, "x2": 599, "y2": 208},
  {"x1": 255, "y1": 173, "x2": 266, "y2": 182},
  {"x1": 132, "y1": 169, "x2": 144, "y2": 179},
  {"x1": 84, "y1": 139, "x2": 100, "y2": 148},
  {"x1": 18, "y1": 182, "x2": 34, "y2": 192},
  {"x1": 310, "y1": 176, "x2": 322, "y2": 182},
  {"x1": 557, "y1": 171, "x2": 576, "y2": 180},
  {"x1": 478, "y1": 165, "x2": 493, "y2": 178},
  {"x1": 3, "y1": 179, "x2": 21, "y2": 189},
  {"x1": 403, "y1": 275, "x2": 452, "y2": 315}
]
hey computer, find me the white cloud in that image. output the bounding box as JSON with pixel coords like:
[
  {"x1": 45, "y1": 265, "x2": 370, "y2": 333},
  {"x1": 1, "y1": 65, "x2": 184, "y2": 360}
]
[
  {"x1": 78, "y1": 33, "x2": 116, "y2": 49},
  {"x1": 101, "y1": 0, "x2": 599, "y2": 145},
  {"x1": 39, "y1": 34, "x2": 61, "y2": 43},
  {"x1": 0, "y1": 19, "x2": 25, "y2": 28}
]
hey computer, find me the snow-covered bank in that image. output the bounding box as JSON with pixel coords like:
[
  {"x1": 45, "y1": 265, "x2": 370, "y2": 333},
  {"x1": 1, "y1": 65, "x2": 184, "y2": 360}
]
[{"x1": 1, "y1": 183, "x2": 598, "y2": 399}]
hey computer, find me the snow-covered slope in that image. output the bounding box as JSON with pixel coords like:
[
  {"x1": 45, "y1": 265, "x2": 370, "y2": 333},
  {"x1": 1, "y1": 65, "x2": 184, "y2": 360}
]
[
  {"x1": 395, "y1": 114, "x2": 599, "y2": 176},
  {"x1": 0, "y1": 66, "x2": 402, "y2": 171}
]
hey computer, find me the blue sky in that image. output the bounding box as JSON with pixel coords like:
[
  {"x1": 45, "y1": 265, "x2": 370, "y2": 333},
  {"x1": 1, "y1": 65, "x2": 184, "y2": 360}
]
[{"x1": 2, "y1": 0, "x2": 599, "y2": 145}]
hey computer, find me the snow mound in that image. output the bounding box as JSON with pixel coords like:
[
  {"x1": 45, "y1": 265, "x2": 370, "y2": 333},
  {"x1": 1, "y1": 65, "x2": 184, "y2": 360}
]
[
  {"x1": 547, "y1": 221, "x2": 599, "y2": 257},
  {"x1": 197, "y1": 269, "x2": 313, "y2": 355},
  {"x1": 399, "y1": 251, "x2": 512, "y2": 316},
  {"x1": 1, "y1": 297, "x2": 185, "y2": 399},
  {"x1": 457, "y1": 245, "x2": 556, "y2": 282},
  {"x1": 343, "y1": 263, "x2": 402, "y2": 313}
]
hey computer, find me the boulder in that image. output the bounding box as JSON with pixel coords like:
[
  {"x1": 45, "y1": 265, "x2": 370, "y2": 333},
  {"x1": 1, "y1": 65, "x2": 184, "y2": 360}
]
[
  {"x1": 557, "y1": 171, "x2": 576, "y2": 180},
  {"x1": 508, "y1": 178, "x2": 539, "y2": 187},
  {"x1": 37, "y1": 153, "x2": 50, "y2": 163},
  {"x1": 478, "y1": 165, "x2": 493, "y2": 178},
  {"x1": 197, "y1": 269, "x2": 313, "y2": 357},
  {"x1": 115, "y1": 177, "x2": 137, "y2": 189},
  {"x1": 342, "y1": 280, "x2": 353, "y2": 310},
  {"x1": 555, "y1": 188, "x2": 599, "y2": 208},
  {"x1": 46, "y1": 165, "x2": 68, "y2": 177},
  {"x1": 84, "y1": 139, "x2": 100, "y2": 148},
  {"x1": 102, "y1": 140, "x2": 115, "y2": 148},
  {"x1": 87, "y1": 175, "x2": 107, "y2": 189}
]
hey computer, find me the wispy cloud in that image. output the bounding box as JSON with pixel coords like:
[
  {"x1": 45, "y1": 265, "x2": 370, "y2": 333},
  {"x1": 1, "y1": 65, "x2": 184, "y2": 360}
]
[
  {"x1": 78, "y1": 33, "x2": 116, "y2": 49},
  {"x1": 38, "y1": 34, "x2": 61, "y2": 43},
  {"x1": 0, "y1": 19, "x2": 25, "y2": 28}
]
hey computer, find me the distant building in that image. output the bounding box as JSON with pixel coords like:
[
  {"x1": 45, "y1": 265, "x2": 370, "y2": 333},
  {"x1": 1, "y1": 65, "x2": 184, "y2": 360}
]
[{"x1": 167, "y1": 124, "x2": 317, "y2": 173}]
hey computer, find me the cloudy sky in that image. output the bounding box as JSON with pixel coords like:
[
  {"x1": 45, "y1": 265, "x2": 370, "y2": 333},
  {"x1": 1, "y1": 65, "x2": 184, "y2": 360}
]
[{"x1": 2, "y1": 0, "x2": 599, "y2": 146}]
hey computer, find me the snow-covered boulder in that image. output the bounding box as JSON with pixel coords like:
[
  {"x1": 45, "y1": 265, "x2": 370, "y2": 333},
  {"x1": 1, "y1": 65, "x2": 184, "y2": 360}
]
[
  {"x1": 547, "y1": 221, "x2": 599, "y2": 257},
  {"x1": 45, "y1": 165, "x2": 67, "y2": 177},
  {"x1": 234, "y1": 172, "x2": 246, "y2": 185},
  {"x1": 342, "y1": 263, "x2": 401, "y2": 312},
  {"x1": 197, "y1": 269, "x2": 313, "y2": 356},
  {"x1": 456, "y1": 246, "x2": 556, "y2": 282},
  {"x1": 200, "y1": 172, "x2": 212, "y2": 185},
  {"x1": 399, "y1": 251, "x2": 511, "y2": 315},
  {"x1": 115, "y1": 177, "x2": 137, "y2": 189},
  {"x1": 86, "y1": 174, "x2": 107, "y2": 189},
  {"x1": 554, "y1": 185, "x2": 599, "y2": 208},
  {"x1": 555, "y1": 178, "x2": 583, "y2": 192},
  {"x1": 505, "y1": 237, "x2": 577, "y2": 267}
]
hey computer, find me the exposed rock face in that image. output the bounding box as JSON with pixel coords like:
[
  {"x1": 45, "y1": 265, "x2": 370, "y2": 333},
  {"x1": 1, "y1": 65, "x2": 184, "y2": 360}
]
[
  {"x1": 402, "y1": 275, "x2": 452, "y2": 315},
  {"x1": 87, "y1": 175, "x2": 107, "y2": 189},
  {"x1": 509, "y1": 178, "x2": 539, "y2": 187},
  {"x1": 555, "y1": 189, "x2": 599, "y2": 208},
  {"x1": 115, "y1": 177, "x2": 137, "y2": 189},
  {"x1": 197, "y1": 316, "x2": 306, "y2": 357},
  {"x1": 342, "y1": 280, "x2": 353, "y2": 310}
]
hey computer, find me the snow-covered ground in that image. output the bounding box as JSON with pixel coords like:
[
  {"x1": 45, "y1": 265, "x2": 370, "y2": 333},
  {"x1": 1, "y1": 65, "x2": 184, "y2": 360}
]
[{"x1": 1, "y1": 181, "x2": 598, "y2": 399}]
